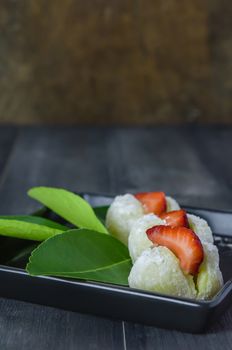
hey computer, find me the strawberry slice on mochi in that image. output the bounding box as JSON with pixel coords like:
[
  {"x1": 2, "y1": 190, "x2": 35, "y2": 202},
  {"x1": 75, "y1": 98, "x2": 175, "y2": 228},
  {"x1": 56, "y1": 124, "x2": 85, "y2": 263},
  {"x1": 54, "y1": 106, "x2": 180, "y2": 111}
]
[
  {"x1": 160, "y1": 209, "x2": 189, "y2": 228},
  {"x1": 146, "y1": 225, "x2": 204, "y2": 275},
  {"x1": 135, "y1": 192, "x2": 166, "y2": 216}
]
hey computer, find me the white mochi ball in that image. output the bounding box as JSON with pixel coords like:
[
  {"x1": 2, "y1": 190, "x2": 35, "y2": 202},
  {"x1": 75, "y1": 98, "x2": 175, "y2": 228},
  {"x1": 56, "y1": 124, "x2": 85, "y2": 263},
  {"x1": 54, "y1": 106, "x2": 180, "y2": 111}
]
[
  {"x1": 128, "y1": 214, "x2": 165, "y2": 263},
  {"x1": 197, "y1": 242, "x2": 223, "y2": 300},
  {"x1": 187, "y1": 214, "x2": 214, "y2": 244},
  {"x1": 105, "y1": 194, "x2": 144, "y2": 245},
  {"x1": 166, "y1": 196, "x2": 180, "y2": 211},
  {"x1": 128, "y1": 247, "x2": 197, "y2": 299}
]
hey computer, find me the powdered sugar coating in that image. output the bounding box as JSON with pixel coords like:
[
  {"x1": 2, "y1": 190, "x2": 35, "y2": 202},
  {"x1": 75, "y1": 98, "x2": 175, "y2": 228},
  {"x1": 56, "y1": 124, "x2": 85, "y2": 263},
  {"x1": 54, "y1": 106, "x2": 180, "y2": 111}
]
[
  {"x1": 187, "y1": 214, "x2": 214, "y2": 243},
  {"x1": 105, "y1": 194, "x2": 144, "y2": 245},
  {"x1": 128, "y1": 247, "x2": 197, "y2": 299},
  {"x1": 197, "y1": 242, "x2": 223, "y2": 300},
  {"x1": 128, "y1": 214, "x2": 165, "y2": 262}
]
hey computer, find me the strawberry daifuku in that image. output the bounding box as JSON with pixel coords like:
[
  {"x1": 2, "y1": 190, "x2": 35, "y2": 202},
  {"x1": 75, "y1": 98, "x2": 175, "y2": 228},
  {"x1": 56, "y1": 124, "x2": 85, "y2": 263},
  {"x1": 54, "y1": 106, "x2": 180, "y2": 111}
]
[
  {"x1": 106, "y1": 191, "x2": 223, "y2": 300},
  {"x1": 106, "y1": 192, "x2": 181, "y2": 246},
  {"x1": 146, "y1": 225, "x2": 204, "y2": 275},
  {"x1": 128, "y1": 246, "x2": 197, "y2": 299},
  {"x1": 128, "y1": 216, "x2": 223, "y2": 300}
]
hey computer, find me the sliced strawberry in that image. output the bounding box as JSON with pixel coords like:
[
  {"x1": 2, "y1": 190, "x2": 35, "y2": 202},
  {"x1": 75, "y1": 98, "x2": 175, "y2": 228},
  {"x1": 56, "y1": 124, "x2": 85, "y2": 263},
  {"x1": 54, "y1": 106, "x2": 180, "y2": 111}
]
[
  {"x1": 146, "y1": 225, "x2": 204, "y2": 275},
  {"x1": 160, "y1": 210, "x2": 189, "y2": 228},
  {"x1": 135, "y1": 192, "x2": 166, "y2": 215}
]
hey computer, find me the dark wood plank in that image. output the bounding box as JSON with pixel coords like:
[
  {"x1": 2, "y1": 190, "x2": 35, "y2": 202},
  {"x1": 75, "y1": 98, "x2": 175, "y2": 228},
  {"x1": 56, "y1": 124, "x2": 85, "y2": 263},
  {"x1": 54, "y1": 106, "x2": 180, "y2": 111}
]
[
  {"x1": 0, "y1": 126, "x2": 124, "y2": 350},
  {"x1": 0, "y1": 298, "x2": 123, "y2": 350},
  {"x1": 0, "y1": 126, "x2": 114, "y2": 214},
  {"x1": 108, "y1": 126, "x2": 232, "y2": 209},
  {"x1": 0, "y1": 126, "x2": 18, "y2": 178},
  {"x1": 124, "y1": 306, "x2": 232, "y2": 350},
  {"x1": 0, "y1": 126, "x2": 232, "y2": 349},
  {"x1": 2, "y1": 126, "x2": 232, "y2": 212},
  {"x1": 189, "y1": 126, "x2": 232, "y2": 209}
]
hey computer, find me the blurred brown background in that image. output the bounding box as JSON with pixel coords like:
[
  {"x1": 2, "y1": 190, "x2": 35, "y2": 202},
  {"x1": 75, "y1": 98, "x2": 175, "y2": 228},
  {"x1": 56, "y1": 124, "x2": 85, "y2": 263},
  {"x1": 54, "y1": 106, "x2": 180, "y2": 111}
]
[{"x1": 0, "y1": 0, "x2": 232, "y2": 124}]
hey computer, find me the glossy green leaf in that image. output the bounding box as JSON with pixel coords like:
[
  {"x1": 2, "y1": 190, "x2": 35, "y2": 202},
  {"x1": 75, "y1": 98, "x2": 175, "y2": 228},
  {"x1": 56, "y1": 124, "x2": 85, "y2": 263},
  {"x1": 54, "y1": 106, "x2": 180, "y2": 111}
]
[
  {"x1": 0, "y1": 235, "x2": 37, "y2": 267},
  {"x1": 0, "y1": 215, "x2": 68, "y2": 231},
  {"x1": 27, "y1": 229, "x2": 132, "y2": 285},
  {"x1": 93, "y1": 206, "x2": 109, "y2": 223},
  {"x1": 28, "y1": 187, "x2": 108, "y2": 233},
  {"x1": 0, "y1": 219, "x2": 65, "y2": 241},
  {"x1": 6, "y1": 242, "x2": 38, "y2": 267}
]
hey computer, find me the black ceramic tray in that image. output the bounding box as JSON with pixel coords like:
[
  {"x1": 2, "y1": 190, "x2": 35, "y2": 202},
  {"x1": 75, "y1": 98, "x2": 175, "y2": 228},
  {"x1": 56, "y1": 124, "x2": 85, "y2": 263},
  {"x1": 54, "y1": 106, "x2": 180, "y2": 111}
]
[{"x1": 0, "y1": 193, "x2": 232, "y2": 333}]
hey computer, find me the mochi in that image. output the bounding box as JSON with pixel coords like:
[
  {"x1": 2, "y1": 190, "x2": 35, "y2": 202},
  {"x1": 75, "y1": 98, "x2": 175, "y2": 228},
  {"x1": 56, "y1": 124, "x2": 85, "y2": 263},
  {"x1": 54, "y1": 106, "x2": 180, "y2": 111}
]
[
  {"x1": 128, "y1": 246, "x2": 197, "y2": 299},
  {"x1": 166, "y1": 196, "x2": 180, "y2": 211},
  {"x1": 128, "y1": 214, "x2": 164, "y2": 262},
  {"x1": 197, "y1": 242, "x2": 223, "y2": 300},
  {"x1": 106, "y1": 194, "x2": 144, "y2": 245},
  {"x1": 187, "y1": 214, "x2": 214, "y2": 244}
]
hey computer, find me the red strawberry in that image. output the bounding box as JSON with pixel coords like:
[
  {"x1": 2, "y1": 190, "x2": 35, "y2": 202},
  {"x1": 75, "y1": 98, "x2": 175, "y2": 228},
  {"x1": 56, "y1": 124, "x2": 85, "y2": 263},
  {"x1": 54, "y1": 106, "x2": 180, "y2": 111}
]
[
  {"x1": 135, "y1": 192, "x2": 166, "y2": 215},
  {"x1": 160, "y1": 210, "x2": 189, "y2": 228},
  {"x1": 146, "y1": 225, "x2": 204, "y2": 275}
]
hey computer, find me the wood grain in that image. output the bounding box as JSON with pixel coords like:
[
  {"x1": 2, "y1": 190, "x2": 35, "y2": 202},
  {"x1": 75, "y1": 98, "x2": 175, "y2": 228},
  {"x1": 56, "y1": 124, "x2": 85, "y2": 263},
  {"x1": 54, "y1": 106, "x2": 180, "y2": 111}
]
[
  {"x1": 124, "y1": 308, "x2": 232, "y2": 350},
  {"x1": 0, "y1": 299, "x2": 124, "y2": 350},
  {"x1": 0, "y1": 1, "x2": 232, "y2": 124},
  {"x1": 0, "y1": 126, "x2": 232, "y2": 349},
  {"x1": 0, "y1": 127, "x2": 17, "y2": 176},
  {"x1": 0, "y1": 126, "x2": 125, "y2": 350}
]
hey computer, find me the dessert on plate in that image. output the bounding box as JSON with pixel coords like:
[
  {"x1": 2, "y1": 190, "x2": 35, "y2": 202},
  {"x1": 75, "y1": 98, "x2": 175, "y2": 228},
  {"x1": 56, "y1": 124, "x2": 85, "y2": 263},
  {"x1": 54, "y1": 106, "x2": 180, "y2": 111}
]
[
  {"x1": 106, "y1": 192, "x2": 223, "y2": 300},
  {"x1": 106, "y1": 192, "x2": 180, "y2": 246}
]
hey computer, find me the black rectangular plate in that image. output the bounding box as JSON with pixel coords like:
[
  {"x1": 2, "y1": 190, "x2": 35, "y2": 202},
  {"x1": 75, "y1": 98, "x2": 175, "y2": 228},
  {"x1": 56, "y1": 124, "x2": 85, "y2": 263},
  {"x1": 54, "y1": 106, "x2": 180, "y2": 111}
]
[{"x1": 0, "y1": 193, "x2": 232, "y2": 333}]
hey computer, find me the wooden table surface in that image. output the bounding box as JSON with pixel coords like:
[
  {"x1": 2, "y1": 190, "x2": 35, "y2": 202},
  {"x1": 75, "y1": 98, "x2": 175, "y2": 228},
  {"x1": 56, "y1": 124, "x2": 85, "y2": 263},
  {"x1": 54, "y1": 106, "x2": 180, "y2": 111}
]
[{"x1": 0, "y1": 125, "x2": 232, "y2": 350}]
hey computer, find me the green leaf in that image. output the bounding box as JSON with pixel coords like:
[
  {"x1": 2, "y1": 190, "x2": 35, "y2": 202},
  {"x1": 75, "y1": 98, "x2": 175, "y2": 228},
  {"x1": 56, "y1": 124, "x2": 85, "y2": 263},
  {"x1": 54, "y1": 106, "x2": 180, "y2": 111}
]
[
  {"x1": 0, "y1": 219, "x2": 65, "y2": 241},
  {"x1": 27, "y1": 229, "x2": 132, "y2": 285},
  {"x1": 93, "y1": 206, "x2": 109, "y2": 223},
  {"x1": 0, "y1": 215, "x2": 68, "y2": 231},
  {"x1": 6, "y1": 242, "x2": 38, "y2": 267},
  {"x1": 28, "y1": 187, "x2": 108, "y2": 234},
  {"x1": 0, "y1": 236, "x2": 37, "y2": 267}
]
